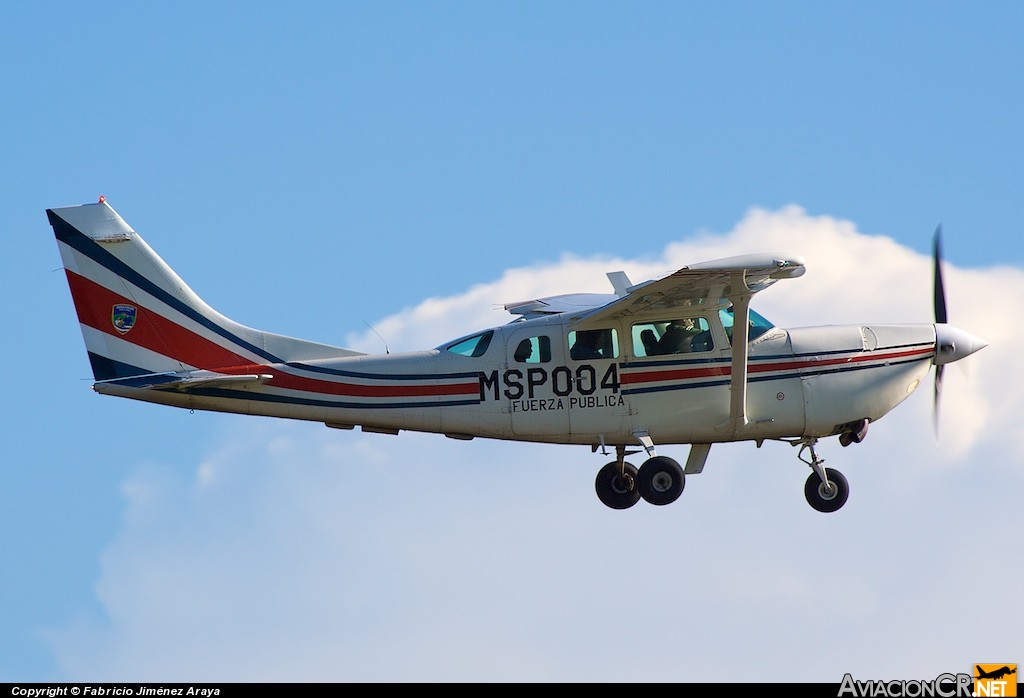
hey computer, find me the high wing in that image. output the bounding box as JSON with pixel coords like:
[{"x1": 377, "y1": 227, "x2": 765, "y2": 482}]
[
  {"x1": 570, "y1": 253, "x2": 806, "y2": 327},
  {"x1": 503, "y1": 293, "x2": 619, "y2": 319},
  {"x1": 504, "y1": 253, "x2": 806, "y2": 435},
  {"x1": 504, "y1": 253, "x2": 805, "y2": 323},
  {"x1": 591, "y1": 254, "x2": 805, "y2": 433},
  {"x1": 574, "y1": 253, "x2": 806, "y2": 435}
]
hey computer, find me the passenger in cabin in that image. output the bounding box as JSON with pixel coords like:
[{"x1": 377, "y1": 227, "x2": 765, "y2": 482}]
[
  {"x1": 570, "y1": 330, "x2": 605, "y2": 360},
  {"x1": 514, "y1": 339, "x2": 533, "y2": 363}
]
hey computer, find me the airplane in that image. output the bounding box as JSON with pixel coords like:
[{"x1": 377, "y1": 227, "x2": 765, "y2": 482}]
[
  {"x1": 46, "y1": 198, "x2": 988, "y2": 513},
  {"x1": 975, "y1": 666, "x2": 1016, "y2": 681}
]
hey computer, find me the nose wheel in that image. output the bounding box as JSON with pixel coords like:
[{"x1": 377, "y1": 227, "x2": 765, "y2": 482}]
[
  {"x1": 804, "y1": 467, "x2": 849, "y2": 512},
  {"x1": 797, "y1": 439, "x2": 849, "y2": 513}
]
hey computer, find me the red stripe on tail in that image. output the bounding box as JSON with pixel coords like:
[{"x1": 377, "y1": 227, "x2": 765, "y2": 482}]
[{"x1": 65, "y1": 270, "x2": 253, "y2": 370}]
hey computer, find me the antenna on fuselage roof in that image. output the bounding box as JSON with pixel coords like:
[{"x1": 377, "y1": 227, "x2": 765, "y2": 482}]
[{"x1": 363, "y1": 321, "x2": 390, "y2": 355}]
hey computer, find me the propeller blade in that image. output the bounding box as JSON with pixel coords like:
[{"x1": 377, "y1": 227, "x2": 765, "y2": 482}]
[
  {"x1": 929, "y1": 225, "x2": 987, "y2": 437},
  {"x1": 933, "y1": 226, "x2": 948, "y2": 325},
  {"x1": 933, "y1": 364, "x2": 944, "y2": 435},
  {"x1": 932, "y1": 225, "x2": 947, "y2": 435}
]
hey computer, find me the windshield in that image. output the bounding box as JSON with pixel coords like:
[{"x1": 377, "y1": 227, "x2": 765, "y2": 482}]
[
  {"x1": 720, "y1": 306, "x2": 775, "y2": 342},
  {"x1": 443, "y1": 330, "x2": 494, "y2": 357}
]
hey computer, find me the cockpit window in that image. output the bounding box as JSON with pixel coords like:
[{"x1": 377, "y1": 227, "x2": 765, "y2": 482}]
[
  {"x1": 720, "y1": 306, "x2": 775, "y2": 343},
  {"x1": 445, "y1": 330, "x2": 494, "y2": 357}
]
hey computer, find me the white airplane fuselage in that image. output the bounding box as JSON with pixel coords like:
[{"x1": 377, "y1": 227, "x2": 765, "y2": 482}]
[
  {"x1": 49, "y1": 199, "x2": 986, "y2": 512},
  {"x1": 95, "y1": 314, "x2": 937, "y2": 447}
]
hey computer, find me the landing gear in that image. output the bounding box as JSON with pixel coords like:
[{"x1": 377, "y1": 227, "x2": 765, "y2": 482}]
[
  {"x1": 594, "y1": 444, "x2": 685, "y2": 509},
  {"x1": 804, "y1": 468, "x2": 849, "y2": 512},
  {"x1": 595, "y1": 460, "x2": 640, "y2": 509},
  {"x1": 797, "y1": 439, "x2": 849, "y2": 513},
  {"x1": 637, "y1": 455, "x2": 685, "y2": 506}
]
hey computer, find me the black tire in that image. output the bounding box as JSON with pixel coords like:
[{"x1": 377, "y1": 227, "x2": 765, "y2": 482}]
[
  {"x1": 637, "y1": 456, "x2": 685, "y2": 506},
  {"x1": 595, "y1": 461, "x2": 640, "y2": 510},
  {"x1": 804, "y1": 467, "x2": 849, "y2": 513}
]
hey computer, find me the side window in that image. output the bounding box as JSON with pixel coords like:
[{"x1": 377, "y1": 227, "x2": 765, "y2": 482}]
[
  {"x1": 513, "y1": 336, "x2": 552, "y2": 364},
  {"x1": 568, "y1": 328, "x2": 618, "y2": 361},
  {"x1": 446, "y1": 330, "x2": 494, "y2": 357},
  {"x1": 631, "y1": 317, "x2": 713, "y2": 357}
]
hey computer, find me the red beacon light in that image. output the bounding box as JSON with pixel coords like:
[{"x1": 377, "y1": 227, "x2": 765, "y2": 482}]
[{"x1": 98, "y1": 195, "x2": 106, "y2": 204}]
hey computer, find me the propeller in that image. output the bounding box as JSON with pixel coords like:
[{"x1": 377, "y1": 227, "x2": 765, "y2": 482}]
[
  {"x1": 932, "y1": 226, "x2": 946, "y2": 432},
  {"x1": 931, "y1": 225, "x2": 988, "y2": 434}
]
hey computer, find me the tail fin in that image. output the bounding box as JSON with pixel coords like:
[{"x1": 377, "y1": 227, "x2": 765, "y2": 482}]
[{"x1": 48, "y1": 199, "x2": 359, "y2": 383}]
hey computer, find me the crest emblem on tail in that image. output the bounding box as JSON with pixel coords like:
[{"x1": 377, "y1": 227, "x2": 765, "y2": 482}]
[{"x1": 111, "y1": 304, "x2": 137, "y2": 334}]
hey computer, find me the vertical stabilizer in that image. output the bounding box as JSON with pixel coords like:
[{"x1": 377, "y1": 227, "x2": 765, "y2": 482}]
[{"x1": 48, "y1": 200, "x2": 358, "y2": 383}]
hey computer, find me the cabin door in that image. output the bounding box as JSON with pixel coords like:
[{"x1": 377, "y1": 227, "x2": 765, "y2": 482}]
[{"x1": 504, "y1": 325, "x2": 571, "y2": 437}]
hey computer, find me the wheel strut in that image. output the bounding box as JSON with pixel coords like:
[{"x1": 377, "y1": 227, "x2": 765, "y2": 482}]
[
  {"x1": 797, "y1": 439, "x2": 835, "y2": 495},
  {"x1": 615, "y1": 444, "x2": 635, "y2": 490}
]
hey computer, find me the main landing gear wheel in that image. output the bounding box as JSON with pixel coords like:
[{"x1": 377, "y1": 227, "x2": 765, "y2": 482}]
[
  {"x1": 637, "y1": 456, "x2": 685, "y2": 506},
  {"x1": 804, "y1": 467, "x2": 849, "y2": 513},
  {"x1": 595, "y1": 461, "x2": 640, "y2": 510}
]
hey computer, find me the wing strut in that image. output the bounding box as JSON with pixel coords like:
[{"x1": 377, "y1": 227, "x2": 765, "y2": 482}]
[
  {"x1": 709, "y1": 267, "x2": 756, "y2": 437},
  {"x1": 727, "y1": 290, "x2": 752, "y2": 431}
]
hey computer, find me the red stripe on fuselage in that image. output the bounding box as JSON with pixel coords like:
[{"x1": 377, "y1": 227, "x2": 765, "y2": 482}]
[
  {"x1": 265, "y1": 372, "x2": 480, "y2": 398},
  {"x1": 747, "y1": 345, "x2": 934, "y2": 374},
  {"x1": 66, "y1": 270, "x2": 479, "y2": 399},
  {"x1": 621, "y1": 345, "x2": 934, "y2": 385},
  {"x1": 620, "y1": 364, "x2": 729, "y2": 385}
]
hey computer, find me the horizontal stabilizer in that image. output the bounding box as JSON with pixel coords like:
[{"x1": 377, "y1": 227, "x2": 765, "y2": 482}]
[{"x1": 95, "y1": 370, "x2": 274, "y2": 393}]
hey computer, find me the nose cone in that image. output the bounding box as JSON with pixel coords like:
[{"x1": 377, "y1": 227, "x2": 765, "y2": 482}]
[{"x1": 934, "y1": 323, "x2": 988, "y2": 365}]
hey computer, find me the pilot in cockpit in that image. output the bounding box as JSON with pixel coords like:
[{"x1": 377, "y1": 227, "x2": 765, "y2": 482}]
[{"x1": 658, "y1": 318, "x2": 699, "y2": 354}]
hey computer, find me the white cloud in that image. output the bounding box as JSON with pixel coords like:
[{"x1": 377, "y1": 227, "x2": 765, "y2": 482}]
[{"x1": 45, "y1": 207, "x2": 1024, "y2": 682}]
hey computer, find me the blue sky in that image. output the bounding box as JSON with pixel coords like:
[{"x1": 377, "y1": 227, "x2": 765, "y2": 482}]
[{"x1": 4, "y1": 1, "x2": 1022, "y2": 682}]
